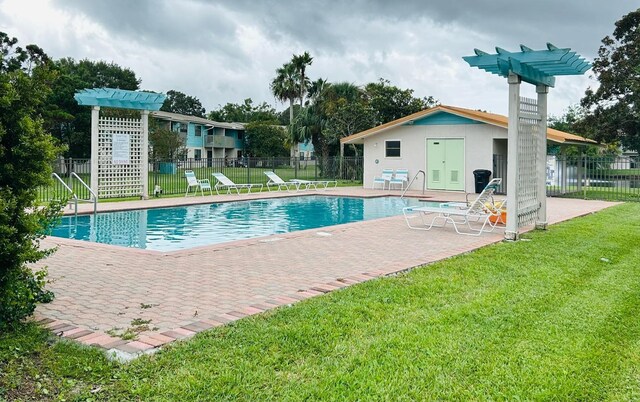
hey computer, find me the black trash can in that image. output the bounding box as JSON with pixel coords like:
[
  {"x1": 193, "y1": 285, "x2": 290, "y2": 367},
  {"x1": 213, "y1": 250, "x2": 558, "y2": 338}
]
[{"x1": 473, "y1": 169, "x2": 492, "y2": 193}]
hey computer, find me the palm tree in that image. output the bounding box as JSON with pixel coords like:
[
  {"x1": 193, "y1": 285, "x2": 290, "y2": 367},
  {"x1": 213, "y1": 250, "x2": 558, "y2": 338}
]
[
  {"x1": 270, "y1": 62, "x2": 299, "y2": 126},
  {"x1": 291, "y1": 51, "x2": 313, "y2": 108}
]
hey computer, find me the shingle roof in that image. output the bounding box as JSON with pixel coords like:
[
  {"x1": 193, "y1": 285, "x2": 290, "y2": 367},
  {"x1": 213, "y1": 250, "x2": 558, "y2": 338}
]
[
  {"x1": 340, "y1": 105, "x2": 596, "y2": 145},
  {"x1": 150, "y1": 110, "x2": 245, "y2": 130}
]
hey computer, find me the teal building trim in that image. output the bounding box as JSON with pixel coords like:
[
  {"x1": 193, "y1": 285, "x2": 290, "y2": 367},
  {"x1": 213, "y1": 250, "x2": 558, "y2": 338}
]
[
  {"x1": 299, "y1": 141, "x2": 314, "y2": 152},
  {"x1": 186, "y1": 123, "x2": 206, "y2": 148},
  {"x1": 405, "y1": 111, "x2": 483, "y2": 126}
]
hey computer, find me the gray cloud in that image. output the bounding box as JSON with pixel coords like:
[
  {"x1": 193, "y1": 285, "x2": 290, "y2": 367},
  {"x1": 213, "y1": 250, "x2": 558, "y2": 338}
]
[
  {"x1": 5, "y1": 0, "x2": 637, "y2": 116},
  {"x1": 54, "y1": 0, "x2": 248, "y2": 63}
]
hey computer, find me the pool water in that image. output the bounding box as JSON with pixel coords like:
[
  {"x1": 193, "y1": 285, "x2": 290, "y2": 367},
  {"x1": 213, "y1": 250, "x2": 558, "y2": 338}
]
[{"x1": 50, "y1": 196, "x2": 432, "y2": 252}]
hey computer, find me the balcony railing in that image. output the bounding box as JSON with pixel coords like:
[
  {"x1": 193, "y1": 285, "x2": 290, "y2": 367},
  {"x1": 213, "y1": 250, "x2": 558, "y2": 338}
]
[{"x1": 206, "y1": 135, "x2": 236, "y2": 148}]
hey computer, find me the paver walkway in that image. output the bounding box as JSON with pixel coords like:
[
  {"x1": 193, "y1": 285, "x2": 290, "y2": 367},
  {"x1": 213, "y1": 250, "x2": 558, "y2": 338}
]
[{"x1": 33, "y1": 188, "x2": 618, "y2": 357}]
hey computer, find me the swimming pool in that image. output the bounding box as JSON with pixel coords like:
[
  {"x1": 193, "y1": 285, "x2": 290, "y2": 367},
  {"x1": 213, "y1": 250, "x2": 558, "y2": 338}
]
[{"x1": 50, "y1": 196, "x2": 432, "y2": 252}]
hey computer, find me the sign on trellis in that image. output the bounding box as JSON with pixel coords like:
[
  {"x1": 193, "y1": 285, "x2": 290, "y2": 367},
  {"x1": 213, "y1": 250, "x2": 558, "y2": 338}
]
[
  {"x1": 464, "y1": 43, "x2": 590, "y2": 240},
  {"x1": 75, "y1": 88, "x2": 166, "y2": 200}
]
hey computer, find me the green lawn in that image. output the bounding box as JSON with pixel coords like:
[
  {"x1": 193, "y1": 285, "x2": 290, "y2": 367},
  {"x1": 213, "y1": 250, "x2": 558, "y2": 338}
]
[{"x1": 3, "y1": 203, "x2": 640, "y2": 400}]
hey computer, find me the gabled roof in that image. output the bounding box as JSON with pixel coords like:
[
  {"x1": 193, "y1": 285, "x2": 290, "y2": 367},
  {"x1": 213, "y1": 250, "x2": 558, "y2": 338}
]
[
  {"x1": 150, "y1": 110, "x2": 245, "y2": 130},
  {"x1": 340, "y1": 105, "x2": 596, "y2": 146}
]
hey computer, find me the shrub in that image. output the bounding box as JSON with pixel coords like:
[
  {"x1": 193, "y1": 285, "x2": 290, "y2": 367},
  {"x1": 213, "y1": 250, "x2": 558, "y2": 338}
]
[{"x1": 0, "y1": 32, "x2": 62, "y2": 328}]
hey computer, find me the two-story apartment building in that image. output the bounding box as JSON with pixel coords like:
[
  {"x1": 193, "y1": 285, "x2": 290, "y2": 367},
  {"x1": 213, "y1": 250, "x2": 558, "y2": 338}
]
[
  {"x1": 151, "y1": 110, "x2": 245, "y2": 161},
  {"x1": 151, "y1": 110, "x2": 315, "y2": 162}
]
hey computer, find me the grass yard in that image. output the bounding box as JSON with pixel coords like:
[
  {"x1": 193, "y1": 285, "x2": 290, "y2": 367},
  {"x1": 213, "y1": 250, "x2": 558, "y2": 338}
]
[{"x1": 2, "y1": 203, "x2": 640, "y2": 400}]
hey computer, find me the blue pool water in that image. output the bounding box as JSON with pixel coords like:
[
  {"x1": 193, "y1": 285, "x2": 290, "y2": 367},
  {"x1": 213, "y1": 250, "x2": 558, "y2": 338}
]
[{"x1": 50, "y1": 196, "x2": 433, "y2": 252}]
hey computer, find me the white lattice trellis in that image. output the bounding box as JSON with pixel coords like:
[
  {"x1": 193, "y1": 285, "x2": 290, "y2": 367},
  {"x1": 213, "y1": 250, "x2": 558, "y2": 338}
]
[
  {"x1": 516, "y1": 96, "x2": 543, "y2": 228},
  {"x1": 97, "y1": 116, "x2": 144, "y2": 198}
]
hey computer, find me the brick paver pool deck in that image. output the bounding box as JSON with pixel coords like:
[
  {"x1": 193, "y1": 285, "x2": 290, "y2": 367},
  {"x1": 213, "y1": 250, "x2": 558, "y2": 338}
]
[{"x1": 33, "y1": 188, "x2": 618, "y2": 357}]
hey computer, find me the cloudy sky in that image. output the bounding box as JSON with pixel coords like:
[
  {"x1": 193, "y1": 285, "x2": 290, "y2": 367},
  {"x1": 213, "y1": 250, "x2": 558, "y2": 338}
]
[{"x1": 0, "y1": 0, "x2": 636, "y2": 117}]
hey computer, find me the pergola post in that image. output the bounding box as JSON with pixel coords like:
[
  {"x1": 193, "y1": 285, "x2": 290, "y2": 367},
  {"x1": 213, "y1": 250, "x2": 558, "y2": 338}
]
[
  {"x1": 141, "y1": 110, "x2": 150, "y2": 199},
  {"x1": 536, "y1": 84, "x2": 549, "y2": 230},
  {"x1": 505, "y1": 73, "x2": 521, "y2": 240},
  {"x1": 90, "y1": 105, "x2": 100, "y2": 196}
]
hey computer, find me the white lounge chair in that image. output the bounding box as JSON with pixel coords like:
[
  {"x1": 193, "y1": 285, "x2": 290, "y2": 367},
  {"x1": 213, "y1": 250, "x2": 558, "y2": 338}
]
[
  {"x1": 402, "y1": 178, "x2": 503, "y2": 236},
  {"x1": 184, "y1": 170, "x2": 212, "y2": 196},
  {"x1": 212, "y1": 172, "x2": 263, "y2": 195},
  {"x1": 263, "y1": 171, "x2": 301, "y2": 192},
  {"x1": 290, "y1": 178, "x2": 338, "y2": 190},
  {"x1": 389, "y1": 169, "x2": 409, "y2": 190},
  {"x1": 373, "y1": 169, "x2": 393, "y2": 189}
]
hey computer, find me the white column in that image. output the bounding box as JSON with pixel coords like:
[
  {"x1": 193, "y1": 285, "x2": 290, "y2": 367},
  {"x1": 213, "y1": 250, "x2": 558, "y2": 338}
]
[
  {"x1": 536, "y1": 85, "x2": 549, "y2": 230},
  {"x1": 141, "y1": 110, "x2": 150, "y2": 199},
  {"x1": 505, "y1": 73, "x2": 521, "y2": 241},
  {"x1": 90, "y1": 106, "x2": 100, "y2": 197}
]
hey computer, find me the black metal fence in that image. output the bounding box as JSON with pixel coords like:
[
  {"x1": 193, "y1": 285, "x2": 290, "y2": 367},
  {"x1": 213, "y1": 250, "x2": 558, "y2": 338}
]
[
  {"x1": 40, "y1": 154, "x2": 640, "y2": 202},
  {"x1": 493, "y1": 154, "x2": 640, "y2": 202},
  {"x1": 547, "y1": 155, "x2": 640, "y2": 201},
  {"x1": 38, "y1": 156, "x2": 363, "y2": 201}
]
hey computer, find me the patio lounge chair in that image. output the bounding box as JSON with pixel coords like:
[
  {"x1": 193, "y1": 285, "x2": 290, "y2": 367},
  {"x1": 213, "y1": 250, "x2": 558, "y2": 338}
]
[
  {"x1": 290, "y1": 178, "x2": 338, "y2": 190},
  {"x1": 373, "y1": 169, "x2": 393, "y2": 189},
  {"x1": 389, "y1": 169, "x2": 409, "y2": 190},
  {"x1": 212, "y1": 172, "x2": 263, "y2": 195},
  {"x1": 263, "y1": 171, "x2": 301, "y2": 192},
  {"x1": 185, "y1": 170, "x2": 213, "y2": 196},
  {"x1": 402, "y1": 178, "x2": 502, "y2": 236}
]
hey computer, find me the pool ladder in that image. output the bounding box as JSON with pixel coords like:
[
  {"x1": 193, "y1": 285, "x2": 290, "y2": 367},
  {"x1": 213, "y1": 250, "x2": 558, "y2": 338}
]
[
  {"x1": 51, "y1": 172, "x2": 98, "y2": 215},
  {"x1": 400, "y1": 170, "x2": 426, "y2": 199}
]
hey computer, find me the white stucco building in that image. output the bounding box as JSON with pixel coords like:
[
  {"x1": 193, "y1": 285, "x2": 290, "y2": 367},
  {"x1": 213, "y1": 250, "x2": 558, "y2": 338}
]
[{"x1": 341, "y1": 105, "x2": 595, "y2": 193}]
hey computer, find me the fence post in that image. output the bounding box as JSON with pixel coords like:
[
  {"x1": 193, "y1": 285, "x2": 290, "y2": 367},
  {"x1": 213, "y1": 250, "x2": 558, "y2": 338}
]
[
  {"x1": 294, "y1": 156, "x2": 298, "y2": 179},
  {"x1": 315, "y1": 158, "x2": 318, "y2": 181},
  {"x1": 247, "y1": 156, "x2": 251, "y2": 184}
]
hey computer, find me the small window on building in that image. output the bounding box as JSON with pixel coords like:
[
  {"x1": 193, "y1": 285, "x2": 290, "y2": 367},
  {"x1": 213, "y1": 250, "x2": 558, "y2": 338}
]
[
  {"x1": 194, "y1": 125, "x2": 202, "y2": 136},
  {"x1": 237, "y1": 131, "x2": 244, "y2": 140},
  {"x1": 194, "y1": 149, "x2": 202, "y2": 160},
  {"x1": 385, "y1": 140, "x2": 401, "y2": 157}
]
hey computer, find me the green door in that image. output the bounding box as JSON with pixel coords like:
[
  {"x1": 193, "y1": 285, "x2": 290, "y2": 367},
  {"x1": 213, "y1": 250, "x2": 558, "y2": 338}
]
[{"x1": 426, "y1": 139, "x2": 465, "y2": 191}]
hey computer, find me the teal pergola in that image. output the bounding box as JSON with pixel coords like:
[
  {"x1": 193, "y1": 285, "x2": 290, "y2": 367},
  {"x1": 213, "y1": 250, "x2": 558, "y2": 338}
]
[
  {"x1": 75, "y1": 88, "x2": 166, "y2": 111},
  {"x1": 463, "y1": 43, "x2": 590, "y2": 240},
  {"x1": 75, "y1": 88, "x2": 167, "y2": 200},
  {"x1": 463, "y1": 43, "x2": 590, "y2": 87}
]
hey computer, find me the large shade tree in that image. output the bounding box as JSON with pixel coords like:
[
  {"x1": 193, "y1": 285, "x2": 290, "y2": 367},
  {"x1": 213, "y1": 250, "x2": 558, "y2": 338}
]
[
  {"x1": 364, "y1": 78, "x2": 438, "y2": 125},
  {"x1": 208, "y1": 98, "x2": 278, "y2": 123},
  {"x1": 45, "y1": 58, "x2": 140, "y2": 157},
  {"x1": 580, "y1": 8, "x2": 640, "y2": 152},
  {"x1": 160, "y1": 89, "x2": 206, "y2": 117}
]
